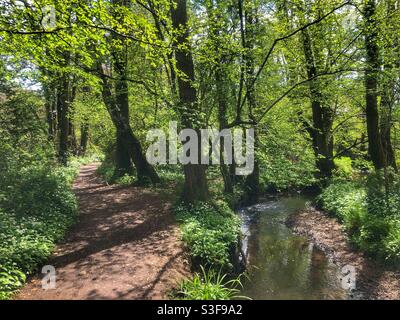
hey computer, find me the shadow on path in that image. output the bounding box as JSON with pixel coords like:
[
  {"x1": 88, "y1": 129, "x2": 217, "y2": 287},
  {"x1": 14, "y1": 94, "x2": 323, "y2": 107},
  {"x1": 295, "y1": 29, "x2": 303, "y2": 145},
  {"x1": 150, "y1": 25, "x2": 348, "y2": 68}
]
[{"x1": 16, "y1": 163, "x2": 191, "y2": 300}]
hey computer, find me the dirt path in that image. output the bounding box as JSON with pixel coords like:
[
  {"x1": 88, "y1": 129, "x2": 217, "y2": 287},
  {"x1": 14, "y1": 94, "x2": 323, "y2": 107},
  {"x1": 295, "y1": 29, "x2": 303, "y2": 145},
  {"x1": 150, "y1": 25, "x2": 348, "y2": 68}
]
[
  {"x1": 287, "y1": 206, "x2": 400, "y2": 300},
  {"x1": 16, "y1": 164, "x2": 191, "y2": 300}
]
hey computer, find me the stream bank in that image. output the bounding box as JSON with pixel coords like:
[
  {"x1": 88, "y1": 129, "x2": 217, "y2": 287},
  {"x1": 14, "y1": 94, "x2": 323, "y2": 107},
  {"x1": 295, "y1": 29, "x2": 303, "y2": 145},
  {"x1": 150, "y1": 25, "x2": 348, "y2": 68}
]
[{"x1": 287, "y1": 206, "x2": 400, "y2": 300}]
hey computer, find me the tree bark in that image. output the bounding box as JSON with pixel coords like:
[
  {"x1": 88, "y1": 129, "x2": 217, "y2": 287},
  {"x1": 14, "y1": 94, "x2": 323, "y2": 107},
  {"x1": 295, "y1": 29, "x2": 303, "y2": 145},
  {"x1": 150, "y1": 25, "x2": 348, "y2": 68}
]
[
  {"x1": 98, "y1": 64, "x2": 160, "y2": 184},
  {"x1": 68, "y1": 121, "x2": 78, "y2": 156},
  {"x1": 380, "y1": 84, "x2": 397, "y2": 170},
  {"x1": 43, "y1": 81, "x2": 56, "y2": 141},
  {"x1": 207, "y1": 1, "x2": 234, "y2": 194},
  {"x1": 57, "y1": 74, "x2": 70, "y2": 166},
  {"x1": 171, "y1": 0, "x2": 209, "y2": 203},
  {"x1": 364, "y1": 0, "x2": 386, "y2": 169},
  {"x1": 113, "y1": 70, "x2": 135, "y2": 178},
  {"x1": 79, "y1": 121, "x2": 89, "y2": 156},
  {"x1": 301, "y1": 28, "x2": 335, "y2": 180},
  {"x1": 379, "y1": 0, "x2": 398, "y2": 171},
  {"x1": 216, "y1": 67, "x2": 234, "y2": 194},
  {"x1": 243, "y1": 1, "x2": 260, "y2": 199},
  {"x1": 68, "y1": 83, "x2": 78, "y2": 156}
]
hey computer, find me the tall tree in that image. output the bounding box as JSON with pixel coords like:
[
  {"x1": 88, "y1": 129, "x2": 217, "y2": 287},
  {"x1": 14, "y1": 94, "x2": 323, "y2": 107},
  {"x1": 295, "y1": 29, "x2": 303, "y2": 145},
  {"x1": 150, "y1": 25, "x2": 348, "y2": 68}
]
[
  {"x1": 300, "y1": 26, "x2": 335, "y2": 179},
  {"x1": 364, "y1": 0, "x2": 386, "y2": 169},
  {"x1": 171, "y1": 0, "x2": 209, "y2": 203},
  {"x1": 57, "y1": 69, "x2": 72, "y2": 166},
  {"x1": 379, "y1": 0, "x2": 398, "y2": 170},
  {"x1": 205, "y1": 0, "x2": 234, "y2": 194},
  {"x1": 242, "y1": 0, "x2": 260, "y2": 199},
  {"x1": 98, "y1": 0, "x2": 160, "y2": 183}
]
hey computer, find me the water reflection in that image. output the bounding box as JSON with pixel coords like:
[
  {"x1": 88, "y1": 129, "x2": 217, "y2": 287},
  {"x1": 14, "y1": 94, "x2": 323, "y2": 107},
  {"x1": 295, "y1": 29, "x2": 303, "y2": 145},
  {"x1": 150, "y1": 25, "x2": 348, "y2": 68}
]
[{"x1": 239, "y1": 196, "x2": 348, "y2": 300}]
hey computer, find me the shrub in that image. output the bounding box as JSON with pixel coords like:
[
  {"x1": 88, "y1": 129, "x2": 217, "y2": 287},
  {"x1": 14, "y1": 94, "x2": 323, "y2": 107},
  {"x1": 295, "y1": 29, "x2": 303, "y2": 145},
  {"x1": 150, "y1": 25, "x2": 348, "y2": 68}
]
[
  {"x1": 115, "y1": 174, "x2": 136, "y2": 186},
  {"x1": 96, "y1": 161, "x2": 116, "y2": 183},
  {"x1": 334, "y1": 157, "x2": 353, "y2": 178},
  {"x1": 257, "y1": 105, "x2": 317, "y2": 191},
  {"x1": 2, "y1": 166, "x2": 77, "y2": 218},
  {"x1": 0, "y1": 90, "x2": 84, "y2": 299},
  {"x1": 0, "y1": 164, "x2": 78, "y2": 299},
  {"x1": 384, "y1": 219, "x2": 400, "y2": 260},
  {"x1": 317, "y1": 179, "x2": 366, "y2": 220},
  {"x1": 365, "y1": 169, "x2": 400, "y2": 218},
  {"x1": 319, "y1": 177, "x2": 400, "y2": 263},
  {"x1": 157, "y1": 165, "x2": 184, "y2": 183},
  {"x1": 174, "y1": 202, "x2": 240, "y2": 270},
  {"x1": 97, "y1": 160, "x2": 141, "y2": 186}
]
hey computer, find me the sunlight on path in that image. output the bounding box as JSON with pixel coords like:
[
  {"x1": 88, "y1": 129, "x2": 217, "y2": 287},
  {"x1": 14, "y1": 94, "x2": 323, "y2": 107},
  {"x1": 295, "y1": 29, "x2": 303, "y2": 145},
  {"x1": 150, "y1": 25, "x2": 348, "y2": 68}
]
[{"x1": 16, "y1": 164, "x2": 190, "y2": 300}]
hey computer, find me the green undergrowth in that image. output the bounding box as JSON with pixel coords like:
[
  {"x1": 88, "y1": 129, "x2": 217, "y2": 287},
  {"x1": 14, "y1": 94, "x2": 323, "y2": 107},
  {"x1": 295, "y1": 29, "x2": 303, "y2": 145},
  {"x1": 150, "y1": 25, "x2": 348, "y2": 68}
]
[
  {"x1": 174, "y1": 201, "x2": 240, "y2": 270},
  {"x1": 97, "y1": 161, "x2": 185, "y2": 188},
  {"x1": 0, "y1": 156, "x2": 96, "y2": 300},
  {"x1": 96, "y1": 161, "x2": 135, "y2": 186},
  {"x1": 318, "y1": 171, "x2": 400, "y2": 263},
  {"x1": 173, "y1": 200, "x2": 245, "y2": 300}
]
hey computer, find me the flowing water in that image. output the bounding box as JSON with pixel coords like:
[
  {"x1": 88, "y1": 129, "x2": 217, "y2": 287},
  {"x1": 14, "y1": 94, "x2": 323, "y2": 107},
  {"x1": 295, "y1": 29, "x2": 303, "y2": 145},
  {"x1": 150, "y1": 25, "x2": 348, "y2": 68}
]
[{"x1": 238, "y1": 196, "x2": 349, "y2": 300}]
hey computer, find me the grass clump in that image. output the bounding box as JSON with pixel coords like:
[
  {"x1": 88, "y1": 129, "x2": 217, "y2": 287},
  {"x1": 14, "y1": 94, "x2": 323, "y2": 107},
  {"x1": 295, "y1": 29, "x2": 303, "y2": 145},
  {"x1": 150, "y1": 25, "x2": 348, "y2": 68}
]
[{"x1": 175, "y1": 266, "x2": 245, "y2": 300}]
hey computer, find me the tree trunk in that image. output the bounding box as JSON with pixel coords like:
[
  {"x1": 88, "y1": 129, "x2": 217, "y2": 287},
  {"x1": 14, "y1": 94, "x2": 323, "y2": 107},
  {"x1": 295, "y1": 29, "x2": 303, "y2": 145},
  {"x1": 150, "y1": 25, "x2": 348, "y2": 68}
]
[
  {"x1": 243, "y1": 1, "x2": 260, "y2": 199},
  {"x1": 114, "y1": 129, "x2": 133, "y2": 177},
  {"x1": 43, "y1": 81, "x2": 56, "y2": 141},
  {"x1": 171, "y1": 0, "x2": 209, "y2": 203},
  {"x1": 380, "y1": 87, "x2": 397, "y2": 170},
  {"x1": 379, "y1": 0, "x2": 398, "y2": 171},
  {"x1": 364, "y1": 0, "x2": 386, "y2": 169},
  {"x1": 207, "y1": 1, "x2": 234, "y2": 194},
  {"x1": 301, "y1": 28, "x2": 335, "y2": 180},
  {"x1": 98, "y1": 63, "x2": 159, "y2": 184},
  {"x1": 216, "y1": 68, "x2": 234, "y2": 194},
  {"x1": 79, "y1": 121, "x2": 89, "y2": 156},
  {"x1": 115, "y1": 77, "x2": 159, "y2": 183},
  {"x1": 57, "y1": 75, "x2": 70, "y2": 166},
  {"x1": 68, "y1": 121, "x2": 78, "y2": 156},
  {"x1": 68, "y1": 83, "x2": 78, "y2": 156},
  {"x1": 113, "y1": 71, "x2": 135, "y2": 178}
]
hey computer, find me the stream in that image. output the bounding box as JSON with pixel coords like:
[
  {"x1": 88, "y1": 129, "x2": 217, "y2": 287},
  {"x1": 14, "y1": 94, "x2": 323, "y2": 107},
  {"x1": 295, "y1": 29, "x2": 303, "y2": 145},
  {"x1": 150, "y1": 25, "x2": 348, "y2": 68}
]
[{"x1": 238, "y1": 195, "x2": 350, "y2": 300}]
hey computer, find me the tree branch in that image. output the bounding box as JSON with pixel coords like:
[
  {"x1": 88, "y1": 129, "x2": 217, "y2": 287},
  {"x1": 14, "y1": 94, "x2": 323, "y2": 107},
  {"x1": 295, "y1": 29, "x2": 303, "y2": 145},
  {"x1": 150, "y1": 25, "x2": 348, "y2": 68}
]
[
  {"x1": 238, "y1": 1, "x2": 352, "y2": 116},
  {"x1": 257, "y1": 69, "x2": 354, "y2": 122}
]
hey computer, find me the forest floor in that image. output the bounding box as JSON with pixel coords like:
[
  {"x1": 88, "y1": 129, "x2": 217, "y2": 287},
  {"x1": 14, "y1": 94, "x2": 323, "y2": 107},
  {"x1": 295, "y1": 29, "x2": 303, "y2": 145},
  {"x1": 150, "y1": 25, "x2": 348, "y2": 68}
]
[
  {"x1": 287, "y1": 207, "x2": 400, "y2": 300},
  {"x1": 15, "y1": 163, "x2": 191, "y2": 300}
]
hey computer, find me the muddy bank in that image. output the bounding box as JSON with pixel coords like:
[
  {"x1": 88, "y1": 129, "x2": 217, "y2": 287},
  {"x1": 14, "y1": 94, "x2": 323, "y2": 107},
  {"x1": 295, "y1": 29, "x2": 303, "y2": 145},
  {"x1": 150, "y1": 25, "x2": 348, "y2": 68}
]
[{"x1": 286, "y1": 206, "x2": 400, "y2": 300}]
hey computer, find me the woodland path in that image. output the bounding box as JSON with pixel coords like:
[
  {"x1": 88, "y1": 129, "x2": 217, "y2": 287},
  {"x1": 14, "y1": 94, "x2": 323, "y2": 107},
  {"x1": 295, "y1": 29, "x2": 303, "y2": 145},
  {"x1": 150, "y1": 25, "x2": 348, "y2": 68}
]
[{"x1": 16, "y1": 163, "x2": 190, "y2": 300}]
